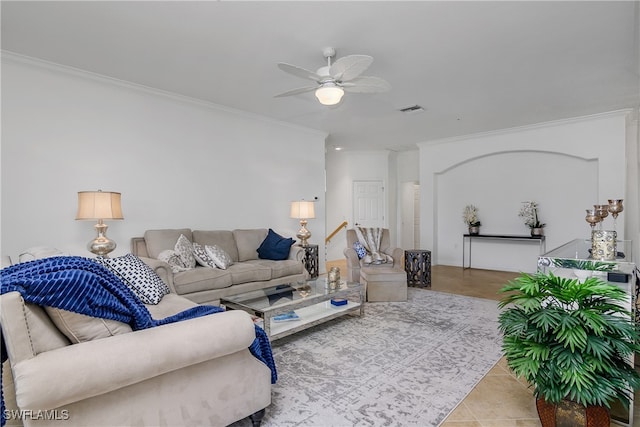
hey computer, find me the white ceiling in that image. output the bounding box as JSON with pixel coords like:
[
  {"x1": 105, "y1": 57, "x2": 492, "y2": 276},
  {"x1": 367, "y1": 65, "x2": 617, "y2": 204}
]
[{"x1": 2, "y1": 1, "x2": 639, "y2": 151}]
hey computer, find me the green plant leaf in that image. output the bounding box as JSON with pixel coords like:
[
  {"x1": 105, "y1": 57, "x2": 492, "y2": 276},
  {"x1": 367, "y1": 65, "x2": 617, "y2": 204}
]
[
  {"x1": 554, "y1": 315, "x2": 587, "y2": 351},
  {"x1": 529, "y1": 308, "x2": 561, "y2": 333},
  {"x1": 498, "y1": 271, "x2": 640, "y2": 407}
]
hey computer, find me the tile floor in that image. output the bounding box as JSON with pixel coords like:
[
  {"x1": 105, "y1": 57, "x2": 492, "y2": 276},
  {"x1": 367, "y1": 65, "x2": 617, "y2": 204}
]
[
  {"x1": 325, "y1": 261, "x2": 639, "y2": 426},
  {"x1": 430, "y1": 265, "x2": 640, "y2": 427},
  {"x1": 429, "y1": 266, "x2": 540, "y2": 426}
]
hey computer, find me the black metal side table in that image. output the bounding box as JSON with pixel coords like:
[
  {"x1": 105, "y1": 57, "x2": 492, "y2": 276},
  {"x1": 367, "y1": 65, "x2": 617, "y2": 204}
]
[
  {"x1": 404, "y1": 249, "x2": 431, "y2": 287},
  {"x1": 300, "y1": 244, "x2": 319, "y2": 279}
]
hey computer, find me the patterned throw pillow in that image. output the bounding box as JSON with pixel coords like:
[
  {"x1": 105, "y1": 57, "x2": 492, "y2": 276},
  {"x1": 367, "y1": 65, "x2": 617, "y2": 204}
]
[
  {"x1": 157, "y1": 249, "x2": 190, "y2": 273},
  {"x1": 205, "y1": 244, "x2": 234, "y2": 269},
  {"x1": 174, "y1": 234, "x2": 196, "y2": 269},
  {"x1": 96, "y1": 254, "x2": 170, "y2": 305},
  {"x1": 353, "y1": 241, "x2": 367, "y2": 259},
  {"x1": 192, "y1": 242, "x2": 217, "y2": 268}
]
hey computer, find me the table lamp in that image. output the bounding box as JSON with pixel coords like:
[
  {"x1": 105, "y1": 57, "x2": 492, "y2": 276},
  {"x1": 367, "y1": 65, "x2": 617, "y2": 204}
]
[
  {"x1": 290, "y1": 200, "x2": 315, "y2": 246},
  {"x1": 76, "y1": 190, "x2": 123, "y2": 257}
]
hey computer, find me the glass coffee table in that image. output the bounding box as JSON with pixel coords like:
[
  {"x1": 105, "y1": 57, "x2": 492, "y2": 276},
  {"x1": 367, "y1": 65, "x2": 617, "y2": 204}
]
[{"x1": 221, "y1": 279, "x2": 364, "y2": 341}]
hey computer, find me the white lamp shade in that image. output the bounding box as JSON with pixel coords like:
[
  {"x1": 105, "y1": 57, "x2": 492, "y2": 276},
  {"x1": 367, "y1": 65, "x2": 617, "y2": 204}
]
[
  {"x1": 315, "y1": 85, "x2": 344, "y2": 106},
  {"x1": 76, "y1": 191, "x2": 123, "y2": 220},
  {"x1": 290, "y1": 201, "x2": 315, "y2": 219}
]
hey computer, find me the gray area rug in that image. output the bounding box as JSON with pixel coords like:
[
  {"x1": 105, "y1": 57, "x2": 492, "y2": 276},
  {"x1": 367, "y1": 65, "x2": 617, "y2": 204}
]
[{"x1": 236, "y1": 288, "x2": 503, "y2": 427}]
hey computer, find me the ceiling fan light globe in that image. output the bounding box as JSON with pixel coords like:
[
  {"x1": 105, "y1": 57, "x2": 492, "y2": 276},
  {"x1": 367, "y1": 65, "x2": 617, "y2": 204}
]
[{"x1": 315, "y1": 86, "x2": 344, "y2": 106}]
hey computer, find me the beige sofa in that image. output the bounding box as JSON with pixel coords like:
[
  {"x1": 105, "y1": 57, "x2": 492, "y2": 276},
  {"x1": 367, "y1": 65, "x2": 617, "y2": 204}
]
[
  {"x1": 132, "y1": 228, "x2": 306, "y2": 305},
  {"x1": 1, "y1": 287, "x2": 272, "y2": 427}
]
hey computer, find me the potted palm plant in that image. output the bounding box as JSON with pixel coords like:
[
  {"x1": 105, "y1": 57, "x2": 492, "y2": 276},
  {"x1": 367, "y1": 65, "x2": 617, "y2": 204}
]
[{"x1": 498, "y1": 272, "x2": 640, "y2": 426}]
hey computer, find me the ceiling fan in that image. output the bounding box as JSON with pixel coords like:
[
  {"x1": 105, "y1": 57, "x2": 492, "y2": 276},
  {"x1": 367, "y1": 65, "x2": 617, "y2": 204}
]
[{"x1": 275, "y1": 47, "x2": 391, "y2": 106}]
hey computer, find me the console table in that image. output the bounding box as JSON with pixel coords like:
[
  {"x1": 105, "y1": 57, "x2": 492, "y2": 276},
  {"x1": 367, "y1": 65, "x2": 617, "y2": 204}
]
[{"x1": 462, "y1": 234, "x2": 546, "y2": 269}]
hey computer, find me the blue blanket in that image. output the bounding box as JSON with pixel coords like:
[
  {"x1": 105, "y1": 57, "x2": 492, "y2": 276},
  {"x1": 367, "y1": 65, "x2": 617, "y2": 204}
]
[{"x1": 0, "y1": 256, "x2": 277, "y2": 426}]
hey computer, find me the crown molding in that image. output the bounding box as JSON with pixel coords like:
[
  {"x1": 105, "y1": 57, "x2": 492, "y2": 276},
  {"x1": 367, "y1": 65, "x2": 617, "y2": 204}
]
[
  {"x1": 418, "y1": 109, "x2": 635, "y2": 148},
  {"x1": 1, "y1": 50, "x2": 328, "y2": 139}
]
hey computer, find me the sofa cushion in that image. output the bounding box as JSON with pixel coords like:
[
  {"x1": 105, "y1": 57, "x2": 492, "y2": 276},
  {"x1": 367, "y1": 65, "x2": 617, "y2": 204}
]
[
  {"x1": 206, "y1": 245, "x2": 234, "y2": 269},
  {"x1": 144, "y1": 229, "x2": 193, "y2": 259},
  {"x1": 257, "y1": 229, "x2": 295, "y2": 261},
  {"x1": 174, "y1": 234, "x2": 196, "y2": 269},
  {"x1": 252, "y1": 259, "x2": 303, "y2": 279},
  {"x1": 192, "y1": 230, "x2": 239, "y2": 262},
  {"x1": 173, "y1": 267, "x2": 233, "y2": 294},
  {"x1": 96, "y1": 254, "x2": 170, "y2": 305},
  {"x1": 21, "y1": 300, "x2": 71, "y2": 354},
  {"x1": 45, "y1": 307, "x2": 133, "y2": 344},
  {"x1": 44, "y1": 294, "x2": 202, "y2": 343},
  {"x1": 233, "y1": 229, "x2": 268, "y2": 261},
  {"x1": 226, "y1": 263, "x2": 271, "y2": 285},
  {"x1": 192, "y1": 242, "x2": 217, "y2": 268}
]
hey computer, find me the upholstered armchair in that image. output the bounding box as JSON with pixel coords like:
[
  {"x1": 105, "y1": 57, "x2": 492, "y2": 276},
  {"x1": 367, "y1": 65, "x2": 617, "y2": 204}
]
[
  {"x1": 344, "y1": 228, "x2": 405, "y2": 283},
  {"x1": 344, "y1": 228, "x2": 407, "y2": 301}
]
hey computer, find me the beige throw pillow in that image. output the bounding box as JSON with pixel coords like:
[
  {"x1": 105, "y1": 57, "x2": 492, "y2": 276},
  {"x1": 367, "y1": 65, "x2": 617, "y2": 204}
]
[{"x1": 45, "y1": 307, "x2": 132, "y2": 343}]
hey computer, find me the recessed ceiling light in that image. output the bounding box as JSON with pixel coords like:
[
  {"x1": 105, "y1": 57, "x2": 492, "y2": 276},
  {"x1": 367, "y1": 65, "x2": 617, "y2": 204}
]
[
  {"x1": 399, "y1": 105, "x2": 425, "y2": 114},
  {"x1": 334, "y1": 146, "x2": 343, "y2": 151}
]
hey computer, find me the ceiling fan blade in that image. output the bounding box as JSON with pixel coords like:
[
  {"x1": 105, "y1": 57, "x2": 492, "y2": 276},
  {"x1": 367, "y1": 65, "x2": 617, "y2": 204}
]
[
  {"x1": 330, "y1": 55, "x2": 373, "y2": 81},
  {"x1": 342, "y1": 76, "x2": 392, "y2": 93},
  {"x1": 274, "y1": 86, "x2": 317, "y2": 98},
  {"x1": 277, "y1": 63, "x2": 322, "y2": 82}
]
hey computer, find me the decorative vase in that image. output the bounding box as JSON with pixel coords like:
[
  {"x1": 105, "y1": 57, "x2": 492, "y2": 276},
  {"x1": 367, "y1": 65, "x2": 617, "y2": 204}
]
[
  {"x1": 531, "y1": 227, "x2": 544, "y2": 237},
  {"x1": 536, "y1": 398, "x2": 610, "y2": 427},
  {"x1": 468, "y1": 226, "x2": 480, "y2": 235},
  {"x1": 328, "y1": 267, "x2": 340, "y2": 289},
  {"x1": 591, "y1": 230, "x2": 616, "y2": 261}
]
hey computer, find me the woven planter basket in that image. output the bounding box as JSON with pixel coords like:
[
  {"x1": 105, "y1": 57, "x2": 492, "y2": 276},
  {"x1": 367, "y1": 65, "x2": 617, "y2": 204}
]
[{"x1": 536, "y1": 398, "x2": 610, "y2": 427}]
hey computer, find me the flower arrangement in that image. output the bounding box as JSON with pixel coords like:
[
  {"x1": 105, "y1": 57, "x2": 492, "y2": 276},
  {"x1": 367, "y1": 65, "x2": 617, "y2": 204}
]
[
  {"x1": 462, "y1": 204, "x2": 481, "y2": 227},
  {"x1": 518, "y1": 201, "x2": 545, "y2": 229}
]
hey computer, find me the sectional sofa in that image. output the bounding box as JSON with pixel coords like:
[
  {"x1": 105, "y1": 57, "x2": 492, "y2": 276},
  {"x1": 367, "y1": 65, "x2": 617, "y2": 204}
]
[{"x1": 131, "y1": 228, "x2": 307, "y2": 305}]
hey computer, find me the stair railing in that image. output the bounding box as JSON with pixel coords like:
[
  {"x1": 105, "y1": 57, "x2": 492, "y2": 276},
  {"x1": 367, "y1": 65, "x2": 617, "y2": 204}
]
[{"x1": 326, "y1": 221, "x2": 348, "y2": 244}]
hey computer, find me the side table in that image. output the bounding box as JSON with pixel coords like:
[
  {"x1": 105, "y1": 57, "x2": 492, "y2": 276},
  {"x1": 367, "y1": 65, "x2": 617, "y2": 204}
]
[
  {"x1": 404, "y1": 249, "x2": 431, "y2": 288},
  {"x1": 300, "y1": 244, "x2": 319, "y2": 279}
]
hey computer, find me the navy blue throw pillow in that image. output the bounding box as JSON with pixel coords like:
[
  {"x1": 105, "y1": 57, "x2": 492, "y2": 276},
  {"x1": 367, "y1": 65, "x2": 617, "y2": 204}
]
[{"x1": 257, "y1": 229, "x2": 296, "y2": 261}]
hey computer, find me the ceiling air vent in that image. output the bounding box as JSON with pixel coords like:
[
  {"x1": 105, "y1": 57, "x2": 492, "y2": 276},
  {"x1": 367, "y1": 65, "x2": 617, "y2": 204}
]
[{"x1": 399, "y1": 105, "x2": 425, "y2": 114}]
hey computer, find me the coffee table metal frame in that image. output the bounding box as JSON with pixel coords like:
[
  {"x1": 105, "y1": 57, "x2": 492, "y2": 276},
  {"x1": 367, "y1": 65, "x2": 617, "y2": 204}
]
[{"x1": 221, "y1": 279, "x2": 364, "y2": 341}]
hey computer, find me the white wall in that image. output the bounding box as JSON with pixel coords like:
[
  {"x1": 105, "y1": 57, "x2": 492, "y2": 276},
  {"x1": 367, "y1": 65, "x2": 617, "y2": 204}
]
[
  {"x1": 625, "y1": 110, "x2": 640, "y2": 265},
  {"x1": 396, "y1": 150, "x2": 420, "y2": 249},
  {"x1": 1, "y1": 54, "x2": 327, "y2": 264},
  {"x1": 418, "y1": 111, "x2": 635, "y2": 272},
  {"x1": 325, "y1": 149, "x2": 393, "y2": 262}
]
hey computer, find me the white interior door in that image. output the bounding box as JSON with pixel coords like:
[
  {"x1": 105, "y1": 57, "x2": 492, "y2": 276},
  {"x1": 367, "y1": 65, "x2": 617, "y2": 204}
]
[{"x1": 353, "y1": 180, "x2": 385, "y2": 228}]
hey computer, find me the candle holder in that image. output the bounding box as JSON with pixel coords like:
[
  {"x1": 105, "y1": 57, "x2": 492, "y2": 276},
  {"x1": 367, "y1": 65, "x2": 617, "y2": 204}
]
[
  {"x1": 607, "y1": 199, "x2": 623, "y2": 231},
  {"x1": 591, "y1": 230, "x2": 617, "y2": 261},
  {"x1": 585, "y1": 200, "x2": 623, "y2": 261},
  {"x1": 585, "y1": 209, "x2": 601, "y2": 231},
  {"x1": 593, "y1": 205, "x2": 609, "y2": 230}
]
